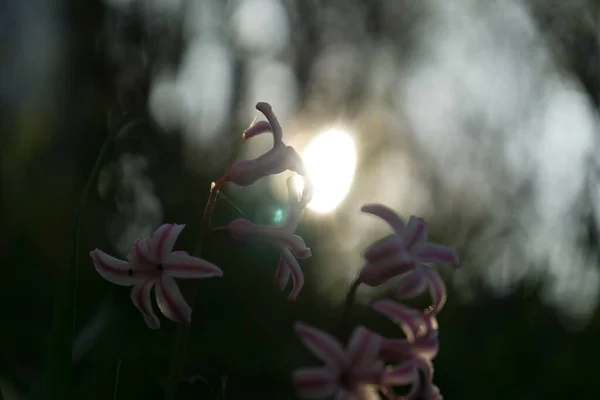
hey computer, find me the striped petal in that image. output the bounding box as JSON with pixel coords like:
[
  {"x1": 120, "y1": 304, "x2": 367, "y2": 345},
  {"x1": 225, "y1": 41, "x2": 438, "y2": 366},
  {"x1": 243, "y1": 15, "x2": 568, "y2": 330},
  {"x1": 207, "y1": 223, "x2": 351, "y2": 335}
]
[
  {"x1": 275, "y1": 255, "x2": 291, "y2": 291},
  {"x1": 415, "y1": 243, "x2": 459, "y2": 266},
  {"x1": 347, "y1": 326, "x2": 382, "y2": 368},
  {"x1": 155, "y1": 275, "x2": 191, "y2": 324},
  {"x1": 90, "y1": 249, "x2": 137, "y2": 286},
  {"x1": 293, "y1": 367, "x2": 337, "y2": 398},
  {"x1": 282, "y1": 247, "x2": 305, "y2": 300},
  {"x1": 295, "y1": 322, "x2": 347, "y2": 367},
  {"x1": 372, "y1": 300, "x2": 427, "y2": 342},
  {"x1": 130, "y1": 279, "x2": 160, "y2": 329},
  {"x1": 127, "y1": 237, "x2": 154, "y2": 266},
  {"x1": 164, "y1": 252, "x2": 223, "y2": 279},
  {"x1": 395, "y1": 269, "x2": 428, "y2": 299},
  {"x1": 151, "y1": 224, "x2": 185, "y2": 263},
  {"x1": 382, "y1": 362, "x2": 417, "y2": 386},
  {"x1": 361, "y1": 204, "x2": 406, "y2": 234},
  {"x1": 403, "y1": 216, "x2": 428, "y2": 251}
]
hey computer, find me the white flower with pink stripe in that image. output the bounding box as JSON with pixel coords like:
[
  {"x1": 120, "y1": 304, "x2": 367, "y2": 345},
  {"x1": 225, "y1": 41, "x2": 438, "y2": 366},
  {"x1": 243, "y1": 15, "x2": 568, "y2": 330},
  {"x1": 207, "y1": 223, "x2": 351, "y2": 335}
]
[{"x1": 90, "y1": 223, "x2": 223, "y2": 329}]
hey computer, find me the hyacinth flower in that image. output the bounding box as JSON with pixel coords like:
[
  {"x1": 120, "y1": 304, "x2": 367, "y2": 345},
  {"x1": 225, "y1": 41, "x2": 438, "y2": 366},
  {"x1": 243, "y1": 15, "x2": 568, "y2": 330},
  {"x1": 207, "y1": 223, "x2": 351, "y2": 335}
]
[
  {"x1": 373, "y1": 300, "x2": 440, "y2": 362},
  {"x1": 225, "y1": 102, "x2": 306, "y2": 186},
  {"x1": 90, "y1": 223, "x2": 223, "y2": 329},
  {"x1": 274, "y1": 176, "x2": 313, "y2": 300},
  {"x1": 293, "y1": 322, "x2": 398, "y2": 399},
  {"x1": 357, "y1": 204, "x2": 459, "y2": 288},
  {"x1": 384, "y1": 357, "x2": 441, "y2": 400}
]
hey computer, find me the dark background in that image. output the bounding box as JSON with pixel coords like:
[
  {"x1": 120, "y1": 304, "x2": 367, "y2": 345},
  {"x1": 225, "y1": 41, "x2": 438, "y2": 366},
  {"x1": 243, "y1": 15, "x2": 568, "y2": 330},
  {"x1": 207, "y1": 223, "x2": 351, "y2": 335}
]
[{"x1": 2, "y1": 0, "x2": 600, "y2": 399}]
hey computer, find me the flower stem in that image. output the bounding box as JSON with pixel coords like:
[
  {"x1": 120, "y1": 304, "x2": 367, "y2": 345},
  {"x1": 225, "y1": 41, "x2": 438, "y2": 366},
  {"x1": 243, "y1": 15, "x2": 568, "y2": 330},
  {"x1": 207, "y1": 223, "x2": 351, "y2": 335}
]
[
  {"x1": 165, "y1": 176, "x2": 227, "y2": 400},
  {"x1": 340, "y1": 279, "x2": 360, "y2": 333}
]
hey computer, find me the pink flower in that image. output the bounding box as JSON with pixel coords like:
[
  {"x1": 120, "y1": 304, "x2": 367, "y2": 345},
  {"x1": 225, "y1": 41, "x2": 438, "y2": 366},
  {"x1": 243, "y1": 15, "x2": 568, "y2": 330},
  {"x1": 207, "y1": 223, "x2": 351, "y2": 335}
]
[
  {"x1": 395, "y1": 264, "x2": 447, "y2": 313},
  {"x1": 358, "y1": 204, "x2": 459, "y2": 287},
  {"x1": 226, "y1": 102, "x2": 306, "y2": 186},
  {"x1": 383, "y1": 357, "x2": 441, "y2": 400},
  {"x1": 372, "y1": 300, "x2": 439, "y2": 362},
  {"x1": 293, "y1": 323, "x2": 387, "y2": 399},
  {"x1": 90, "y1": 224, "x2": 223, "y2": 329},
  {"x1": 274, "y1": 176, "x2": 313, "y2": 300}
]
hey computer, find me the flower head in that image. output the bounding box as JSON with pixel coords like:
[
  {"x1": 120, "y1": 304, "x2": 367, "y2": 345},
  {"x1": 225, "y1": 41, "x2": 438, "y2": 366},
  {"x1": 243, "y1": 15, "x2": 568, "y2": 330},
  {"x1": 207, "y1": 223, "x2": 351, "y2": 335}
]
[
  {"x1": 293, "y1": 323, "x2": 386, "y2": 399},
  {"x1": 226, "y1": 102, "x2": 305, "y2": 186},
  {"x1": 358, "y1": 204, "x2": 459, "y2": 287},
  {"x1": 274, "y1": 176, "x2": 313, "y2": 300},
  {"x1": 90, "y1": 223, "x2": 223, "y2": 329}
]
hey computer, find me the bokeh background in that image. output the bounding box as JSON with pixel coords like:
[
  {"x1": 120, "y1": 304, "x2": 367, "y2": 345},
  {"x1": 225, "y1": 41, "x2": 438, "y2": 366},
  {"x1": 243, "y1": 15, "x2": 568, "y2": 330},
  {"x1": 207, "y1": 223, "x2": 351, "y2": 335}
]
[{"x1": 2, "y1": 0, "x2": 600, "y2": 398}]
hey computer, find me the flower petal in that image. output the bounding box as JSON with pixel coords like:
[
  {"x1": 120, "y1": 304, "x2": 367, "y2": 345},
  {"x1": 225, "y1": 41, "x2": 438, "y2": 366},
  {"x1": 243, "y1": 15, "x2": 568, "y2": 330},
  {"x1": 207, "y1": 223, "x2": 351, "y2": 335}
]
[
  {"x1": 361, "y1": 204, "x2": 406, "y2": 234},
  {"x1": 90, "y1": 249, "x2": 137, "y2": 286},
  {"x1": 283, "y1": 247, "x2": 305, "y2": 300},
  {"x1": 347, "y1": 326, "x2": 382, "y2": 368},
  {"x1": 403, "y1": 216, "x2": 428, "y2": 251},
  {"x1": 151, "y1": 224, "x2": 185, "y2": 263},
  {"x1": 363, "y1": 236, "x2": 405, "y2": 261},
  {"x1": 395, "y1": 269, "x2": 427, "y2": 299},
  {"x1": 275, "y1": 255, "x2": 291, "y2": 292},
  {"x1": 292, "y1": 367, "x2": 337, "y2": 399},
  {"x1": 421, "y1": 267, "x2": 447, "y2": 312},
  {"x1": 372, "y1": 300, "x2": 427, "y2": 342},
  {"x1": 164, "y1": 252, "x2": 223, "y2": 279},
  {"x1": 295, "y1": 322, "x2": 347, "y2": 367},
  {"x1": 382, "y1": 362, "x2": 417, "y2": 386},
  {"x1": 415, "y1": 243, "x2": 459, "y2": 266},
  {"x1": 358, "y1": 256, "x2": 415, "y2": 287},
  {"x1": 241, "y1": 120, "x2": 273, "y2": 140},
  {"x1": 155, "y1": 275, "x2": 191, "y2": 324},
  {"x1": 127, "y1": 237, "x2": 154, "y2": 266},
  {"x1": 130, "y1": 279, "x2": 160, "y2": 329}
]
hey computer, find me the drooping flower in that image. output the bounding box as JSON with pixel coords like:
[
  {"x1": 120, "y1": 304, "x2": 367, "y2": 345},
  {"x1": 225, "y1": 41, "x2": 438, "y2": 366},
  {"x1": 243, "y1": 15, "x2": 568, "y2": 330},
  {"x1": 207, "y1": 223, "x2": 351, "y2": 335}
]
[
  {"x1": 293, "y1": 323, "x2": 388, "y2": 399},
  {"x1": 372, "y1": 300, "x2": 439, "y2": 362},
  {"x1": 383, "y1": 357, "x2": 441, "y2": 400},
  {"x1": 358, "y1": 204, "x2": 459, "y2": 288},
  {"x1": 225, "y1": 102, "x2": 306, "y2": 186},
  {"x1": 90, "y1": 223, "x2": 223, "y2": 329},
  {"x1": 274, "y1": 176, "x2": 313, "y2": 300}
]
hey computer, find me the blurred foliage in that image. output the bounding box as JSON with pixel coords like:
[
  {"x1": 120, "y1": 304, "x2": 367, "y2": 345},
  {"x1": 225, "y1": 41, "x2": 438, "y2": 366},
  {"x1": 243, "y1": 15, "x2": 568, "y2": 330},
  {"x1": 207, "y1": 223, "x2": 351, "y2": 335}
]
[{"x1": 2, "y1": 0, "x2": 600, "y2": 399}]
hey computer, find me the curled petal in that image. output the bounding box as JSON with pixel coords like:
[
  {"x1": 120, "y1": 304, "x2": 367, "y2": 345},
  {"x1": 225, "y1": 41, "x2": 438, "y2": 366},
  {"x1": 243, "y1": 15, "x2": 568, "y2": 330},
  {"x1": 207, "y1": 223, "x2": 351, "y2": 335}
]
[
  {"x1": 151, "y1": 224, "x2": 185, "y2": 263},
  {"x1": 347, "y1": 326, "x2": 382, "y2": 368},
  {"x1": 415, "y1": 243, "x2": 459, "y2": 266},
  {"x1": 155, "y1": 275, "x2": 191, "y2": 324},
  {"x1": 256, "y1": 102, "x2": 283, "y2": 144},
  {"x1": 382, "y1": 363, "x2": 417, "y2": 386},
  {"x1": 358, "y1": 256, "x2": 415, "y2": 287},
  {"x1": 282, "y1": 247, "x2": 305, "y2": 300},
  {"x1": 395, "y1": 269, "x2": 428, "y2": 299},
  {"x1": 130, "y1": 279, "x2": 160, "y2": 329},
  {"x1": 372, "y1": 300, "x2": 427, "y2": 342},
  {"x1": 403, "y1": 216, "x2": 428, "y2": 251},
  {"x1": 242, "y1": 120, "x2": 273, "y2": 140},
  {"x1": 363, "y1": 236, "x2": 405, "y2": 261},
  {"x1": 292, "y1": 367, "x2": 337, "y2": 399},
  {"x1": 295, "y1": 322, "x2": 347, "y2": 367},
  {"x1": 224, "y1": 218, "x2": 312, "y2": 258},
  {"x1": 361, "y1": 204, "x2": 406, "y2": 234},
  {"x1": 127, "y1": 237, "x2": 154, "y2": 266},
  {"x1": 275, "y1": 255, "x2": 291, "y2": 292},
  {"x1": 164, "y1": 252, "x2": 223, "y2": 279},
  {"x1": 90, "y1": 249, "x2": 137, "y2": 286},
  {"x1": 421, "y1": 267, "x2": 447, "y2": 312}
]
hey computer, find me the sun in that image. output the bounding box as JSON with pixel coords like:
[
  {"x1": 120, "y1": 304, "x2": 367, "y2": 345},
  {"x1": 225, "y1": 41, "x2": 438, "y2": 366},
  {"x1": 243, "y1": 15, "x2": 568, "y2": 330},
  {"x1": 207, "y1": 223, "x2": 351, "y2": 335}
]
[{"x1": 295, "y1": 129, "x2": 357, "y2": 213}]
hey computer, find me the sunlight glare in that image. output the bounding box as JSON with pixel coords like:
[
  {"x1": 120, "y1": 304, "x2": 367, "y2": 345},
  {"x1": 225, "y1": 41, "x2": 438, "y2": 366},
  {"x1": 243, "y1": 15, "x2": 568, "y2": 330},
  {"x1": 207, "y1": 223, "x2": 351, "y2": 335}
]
[{"x1": 295, "y1": 129, "x2": 357, "y2": 213}]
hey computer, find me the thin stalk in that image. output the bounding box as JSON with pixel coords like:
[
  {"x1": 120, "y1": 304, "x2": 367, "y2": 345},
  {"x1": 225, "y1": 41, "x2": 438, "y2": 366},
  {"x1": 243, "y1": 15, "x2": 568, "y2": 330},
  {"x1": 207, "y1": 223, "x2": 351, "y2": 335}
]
[{"x1": 165, "y1": 176, "x2": 228, "y2": 400}]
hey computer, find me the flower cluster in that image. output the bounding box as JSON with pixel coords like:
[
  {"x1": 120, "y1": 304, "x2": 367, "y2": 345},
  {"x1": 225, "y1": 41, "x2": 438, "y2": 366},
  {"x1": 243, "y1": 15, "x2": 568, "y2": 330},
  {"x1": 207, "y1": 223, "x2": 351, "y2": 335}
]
[
  {"x1": 89, "y1": 102, "x2": 459, "y2": 399},
  {"x1": 293, "y1": 204, "x2": 459, "y2": 399}
]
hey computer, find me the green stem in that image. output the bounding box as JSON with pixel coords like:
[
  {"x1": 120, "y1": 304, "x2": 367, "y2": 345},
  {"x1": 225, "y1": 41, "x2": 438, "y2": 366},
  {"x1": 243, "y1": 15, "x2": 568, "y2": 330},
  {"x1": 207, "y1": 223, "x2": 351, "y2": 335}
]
[{"x1": 165, "y1": 176, "x2": 228, "y2": 400}]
